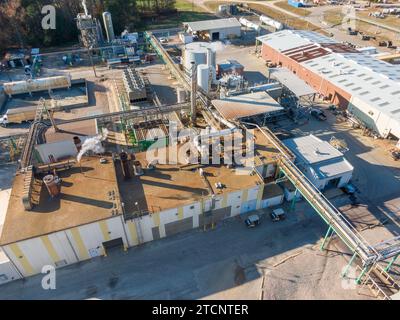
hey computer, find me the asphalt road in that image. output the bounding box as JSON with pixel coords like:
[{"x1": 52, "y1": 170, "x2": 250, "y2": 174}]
[{"x1": 0, "y1": 203, "x2": 328, "y2": 300}]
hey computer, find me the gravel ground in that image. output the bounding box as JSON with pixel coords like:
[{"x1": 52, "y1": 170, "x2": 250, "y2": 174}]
[{"x1": 262, "y1": 246, "x2": 374, "y2": 300}]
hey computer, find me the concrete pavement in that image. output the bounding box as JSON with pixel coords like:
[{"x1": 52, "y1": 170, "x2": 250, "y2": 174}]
[{"x1": 0, "y1": 201, "x2": 364, "y2": 300}]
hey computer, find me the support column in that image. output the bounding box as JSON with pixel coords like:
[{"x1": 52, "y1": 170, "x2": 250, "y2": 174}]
[
  {"x1": 190, "y1": 61, "x2": 197, "y2": 123},
  {"x1": 356, "y1": 265, "x2": 370, "y2": 284},
  {"x1": 385, "y1": 254, "x2": 399, "y2": 272},
  {"x1": 320, "y1": 225, "x2": 333, "y2": 251},
  {"x1": 342, "y1": 252, "x2": 357, "y2": 278},
  {"x1": 290, "y1": 189, "x2": 298, "y2": 212}
]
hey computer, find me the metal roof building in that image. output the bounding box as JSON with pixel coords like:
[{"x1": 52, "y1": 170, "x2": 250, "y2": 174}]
[
  {"x1": 257, "y1": 30, "x2": 400, "y2": 141},
  {"x1": 212, "y1": 91, "x2": 284, "y2": 121},
  {"x1": 183, "y1": 18, "x2": 241, "y2": 41},
  {"x1": 284, "y1": 135, "x2": 354, "y2": 190}
]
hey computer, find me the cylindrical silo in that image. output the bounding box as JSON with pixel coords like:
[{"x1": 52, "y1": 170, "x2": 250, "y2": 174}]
[
  {"x1": 197, "y1": 64, "x2": 210, "y2": 93},
  {"x1": 103, "y1": 11, "x2": 115, "y2": 42},
  {"x1": 183, "y1": 42, "x2": 216, "y2": 75}
]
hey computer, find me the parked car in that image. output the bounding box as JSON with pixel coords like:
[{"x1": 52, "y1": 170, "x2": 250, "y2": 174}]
[
  {"x1": 270, "y1": 208, "x2": 286, "y2": 222},
  {"x1": 391, "y1": 150, "x2": 400, "y2": 161},
  {"x1": 341, "y1": 183, "x2": 356, "y2": 195},
  {"x1": 159, "y1": 37, "x2": 168, "y2": 44},
  {"x1": 245, "y1": 214, "x2": 260, "y2": 228},
  {"x1": 347, "y1": 27, "x2": 358, "y2": 35},
  {"x1": 310, "y1": 109, "x2": 327, "y2": 121}
]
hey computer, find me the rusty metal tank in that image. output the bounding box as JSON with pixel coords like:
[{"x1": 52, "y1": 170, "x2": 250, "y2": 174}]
[{"x1": 43, "y1": 174, "x2": 61, "y2": 197}]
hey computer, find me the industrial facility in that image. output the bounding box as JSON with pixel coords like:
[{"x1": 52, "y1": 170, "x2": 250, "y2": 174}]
[{"x1": 257, "y1": 30, "x2": 400, "y2": 142}]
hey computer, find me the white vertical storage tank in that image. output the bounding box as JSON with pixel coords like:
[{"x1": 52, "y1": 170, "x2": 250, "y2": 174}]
[
  {"x1": 103, "y1": 11, "x2": 115, "y2": 42},
  {"x1": 197, "y1": 64, "x2": 210, "y2": 93},
  {"x1": 183, "y1": 42, "x2": 216, "y2": 74}
]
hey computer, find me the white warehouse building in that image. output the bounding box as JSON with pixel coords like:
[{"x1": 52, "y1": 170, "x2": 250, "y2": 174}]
[
  {"x1": 257, "y1": 30, "x2": 400, "y2": 142},
  {"x1": 183, "y1": 18, "x2": 241, "y2": 41},
  {"x1": 284, "y1": 135, "x2": 354, "y2": 190}
]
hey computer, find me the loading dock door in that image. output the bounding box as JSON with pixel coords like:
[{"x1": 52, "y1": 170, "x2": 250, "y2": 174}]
[
  {"x1": 164, "y1": 217, "x2": 193, "y2": 237},
  {"x1": 212, "y1": 32, "x2": 220, "y2": 41},
  {"x1": 102, "y1": 237, "x2": 124, "y2": 252}
]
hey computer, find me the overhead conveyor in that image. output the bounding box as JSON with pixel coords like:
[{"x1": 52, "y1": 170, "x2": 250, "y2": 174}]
[
  {"x1": 144, "y1": 29, "x2": 400, "y2": 269},
  {"x1": 243, "y1": 122, "x2": 400, "y2": 267}
]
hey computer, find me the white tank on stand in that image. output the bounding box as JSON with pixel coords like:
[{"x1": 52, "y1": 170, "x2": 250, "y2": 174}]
[
  {"x1": 239, "y1": 17, "x2": 260, "y2": 31},
  {"x1": 259, "y1": 15, "x2": 283, "y2": 30},
  {"x1": 103, "y1": 11, "x2": 115, "y2": 42}
]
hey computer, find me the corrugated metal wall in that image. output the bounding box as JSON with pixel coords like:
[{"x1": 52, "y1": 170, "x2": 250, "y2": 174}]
[{"x1": 1, "y1": 183, "x2": 286, "y2": 278}]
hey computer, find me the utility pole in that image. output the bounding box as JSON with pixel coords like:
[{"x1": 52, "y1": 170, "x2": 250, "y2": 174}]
[{"x1": 190, "y1": 61, "x2": 197, "y2": 123}]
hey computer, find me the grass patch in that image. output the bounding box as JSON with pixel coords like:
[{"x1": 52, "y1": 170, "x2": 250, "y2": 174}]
[
  {"x1": 322, "y1": 8, "x2": 397, "y2": 43},
  {"x1": 357, "y1": 10, "x2": 400, "y2": 31},
  {"x1": 175, "y1": 0, "x2": 207, "y2": 12},
  {"x1": 274, "y1": 1, "x2": 311, "y2": 17},
  {"x1": 141, "y1": 0, "x2": 216, "y2": 30},
  {"x1": 322, "y1": 9, "x2": 344, "y2": 26},
  {"x1": 248, "y1": 3, "x2": 330, "y2": 36}
]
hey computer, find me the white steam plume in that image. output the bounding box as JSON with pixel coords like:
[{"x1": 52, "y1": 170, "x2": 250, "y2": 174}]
[{"x1": 77, "y1": 129, "x2": 109, "y2": 162}]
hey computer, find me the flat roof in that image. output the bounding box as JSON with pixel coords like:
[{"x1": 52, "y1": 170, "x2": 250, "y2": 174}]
[
  {"x1": 184, "y1": 18, "x2": 241, "y2": 32},
  {"x1": 118, "y1": 145, "x2": 262, "y2": 215},
  {"x1": 301, "y1": 52, "x2": 400, "y2": 127},
  {"x1": 212, "y1": 91, "x2": 284, "y2": 121},
  {"x1": 204, "y1": 165, "x2": 260, "y2": 196},
  {"x1": 118, "y1": 151, "x2": 210, "y2": 215},
  {"x1": 259, "y1": 30, "x2": 400, "y2": 134},
  {"x1": 284, "y1": 135, "x2": 343, "y2": 165},
  {"x1": 284, "y1": 135, "x2": 353, "y2": 179},
  {"x1": 253, "y1": 129, "x2": 282, "y2": 166},
  {"x1": 0, "y1": 156, "x2": 122, "y2": 245},
  {"x1": 44, "y1": 120, "x2": 97, "y2": 143},
  {"x1": 5, "y1": 86, "x2": 88, "y2": 113},
  {"x1": 313, "y1": 157, "x2": 353, "y2": 179},
  {"x1": 257, "y1": 30, "x2": 336, "y2": 52},
  {"x1": 270, "y1": 68, "x2": 317, "y2": 97}
]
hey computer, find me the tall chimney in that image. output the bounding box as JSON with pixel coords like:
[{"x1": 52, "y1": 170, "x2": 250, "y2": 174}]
[{"x1": 190, "y1": 61, "x2": 197, "y2": 123}]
